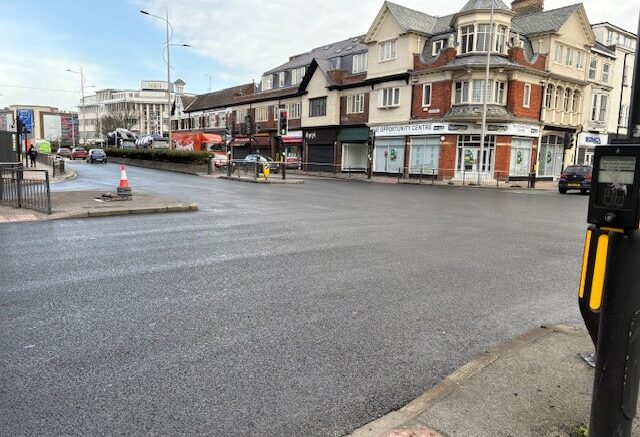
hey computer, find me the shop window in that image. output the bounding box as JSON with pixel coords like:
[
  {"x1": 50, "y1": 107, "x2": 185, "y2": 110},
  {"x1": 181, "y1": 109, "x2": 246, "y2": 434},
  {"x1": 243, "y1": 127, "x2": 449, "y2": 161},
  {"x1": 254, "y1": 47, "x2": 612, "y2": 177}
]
[
  {"x1": 456, "y1": 135, "x2": 495, "y2": 173},
  {"x1": 510, "y1": 138, "x2": 532, "y2": 176},
  {"x1": 410, "y1": 137, "x2": 440, "y2": 173}
]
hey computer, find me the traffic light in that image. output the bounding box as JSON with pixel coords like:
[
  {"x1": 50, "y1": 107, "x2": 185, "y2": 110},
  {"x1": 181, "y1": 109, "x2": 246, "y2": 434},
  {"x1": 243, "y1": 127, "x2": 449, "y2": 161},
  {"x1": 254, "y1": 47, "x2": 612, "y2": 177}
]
[
  {"x1": 278, "y1": 109, "x2": 288, "y2": 136},
  {"x1": 564, "y1": 132, "x2": 575, "y2": 150}
]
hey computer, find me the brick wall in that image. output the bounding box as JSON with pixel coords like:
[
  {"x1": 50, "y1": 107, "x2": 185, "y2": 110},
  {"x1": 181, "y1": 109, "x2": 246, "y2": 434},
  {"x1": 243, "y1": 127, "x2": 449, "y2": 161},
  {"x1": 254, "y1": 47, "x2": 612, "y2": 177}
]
[
  {"x1": 412, "y1": 81, "x2": 452, "y2": 119},
  {"x1": 439, "y1": 135, "x2": 457, "y2": 178},
  {"x1": 494, "y1": 135, "x2": 512, "y2": 179},
  {"x1": 508, "y1": 47, "x2": 546, "y2": 71},
  {"x1": 507, "y1": 81, "x2": 542, "y2": 121},
  {"x1": 340, "y1": 93, "x2": 369, "y2": 125},
  {"x1": 413, "y1": 47, "x2": 457, "y2": 72}
]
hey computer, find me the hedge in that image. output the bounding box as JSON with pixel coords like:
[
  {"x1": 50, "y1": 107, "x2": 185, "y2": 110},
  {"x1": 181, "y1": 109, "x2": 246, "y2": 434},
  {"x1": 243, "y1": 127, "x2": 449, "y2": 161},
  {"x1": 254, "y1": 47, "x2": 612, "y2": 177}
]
[{"x1": 103, "y1": 148, "x2": 210, "y2": 165}]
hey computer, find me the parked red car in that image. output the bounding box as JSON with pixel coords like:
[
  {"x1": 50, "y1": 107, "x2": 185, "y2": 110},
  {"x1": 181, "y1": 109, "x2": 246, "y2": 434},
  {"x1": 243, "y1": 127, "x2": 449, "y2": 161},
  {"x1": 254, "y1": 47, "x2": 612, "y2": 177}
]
[{"x1": 70, "y1": 147, "x2": 88, "y2": 160}]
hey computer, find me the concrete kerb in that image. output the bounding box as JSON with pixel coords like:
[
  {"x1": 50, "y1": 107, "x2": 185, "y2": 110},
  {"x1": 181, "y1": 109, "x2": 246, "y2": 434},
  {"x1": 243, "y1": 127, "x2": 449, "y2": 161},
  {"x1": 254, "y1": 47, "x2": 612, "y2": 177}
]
[
  {"x1": 218, "y1": 175, "x2": 304, "y2": 184},
  {"x1": 56, "y1": 203, "x2": 198, "y2": 220},
  {"x1": 349, "y1": 324, "x2": 579, "y2": 437}
]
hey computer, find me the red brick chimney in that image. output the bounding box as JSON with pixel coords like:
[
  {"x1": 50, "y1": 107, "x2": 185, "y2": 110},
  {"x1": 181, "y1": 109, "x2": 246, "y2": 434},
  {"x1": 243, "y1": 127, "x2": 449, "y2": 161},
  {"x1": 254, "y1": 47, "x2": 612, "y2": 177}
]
[{"x1": 511, "y1": 0, "x2": 543, "y2": 15}]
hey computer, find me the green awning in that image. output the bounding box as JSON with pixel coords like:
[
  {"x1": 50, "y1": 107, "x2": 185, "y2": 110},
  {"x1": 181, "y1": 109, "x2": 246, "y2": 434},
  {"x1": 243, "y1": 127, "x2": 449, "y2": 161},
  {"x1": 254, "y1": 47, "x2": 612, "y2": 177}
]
[{"x1": 338, "y1": 127, "x2": 370, "y2": 142}]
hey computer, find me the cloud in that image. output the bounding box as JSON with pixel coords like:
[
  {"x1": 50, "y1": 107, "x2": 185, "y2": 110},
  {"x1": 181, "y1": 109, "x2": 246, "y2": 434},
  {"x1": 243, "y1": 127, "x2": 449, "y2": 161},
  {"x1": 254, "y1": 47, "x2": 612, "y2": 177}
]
[{"x1": 134, "y1": 0, "x2": 638, "y2": 91}]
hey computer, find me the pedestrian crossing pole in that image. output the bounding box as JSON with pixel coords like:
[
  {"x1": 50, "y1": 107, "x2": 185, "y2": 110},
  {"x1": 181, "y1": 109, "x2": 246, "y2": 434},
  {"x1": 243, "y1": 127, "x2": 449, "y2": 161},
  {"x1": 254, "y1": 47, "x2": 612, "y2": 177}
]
[{"x1": 579, "y1": 145, "x2": 640, "y2": 437}]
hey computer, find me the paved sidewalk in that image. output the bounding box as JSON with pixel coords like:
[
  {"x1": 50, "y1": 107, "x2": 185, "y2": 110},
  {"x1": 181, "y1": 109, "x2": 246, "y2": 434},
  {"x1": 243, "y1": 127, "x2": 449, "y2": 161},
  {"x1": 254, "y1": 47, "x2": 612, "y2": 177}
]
[
  {"x1": 351, "y1": 325, "x2": 640, "y2": 437},
  {"x1": 0, "y1": 191, "x2": 197, "y2": 223}
]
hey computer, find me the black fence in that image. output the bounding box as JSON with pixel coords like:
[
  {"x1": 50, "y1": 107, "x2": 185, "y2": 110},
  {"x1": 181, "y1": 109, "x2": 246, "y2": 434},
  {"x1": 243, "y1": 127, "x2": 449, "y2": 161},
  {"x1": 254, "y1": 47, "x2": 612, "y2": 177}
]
[
  {"x1": 35, "y1": 153, "x2": 65, "y2": 177},
  {"x1": 0, "y1": 163, "x2": 52, "y2": 214}
]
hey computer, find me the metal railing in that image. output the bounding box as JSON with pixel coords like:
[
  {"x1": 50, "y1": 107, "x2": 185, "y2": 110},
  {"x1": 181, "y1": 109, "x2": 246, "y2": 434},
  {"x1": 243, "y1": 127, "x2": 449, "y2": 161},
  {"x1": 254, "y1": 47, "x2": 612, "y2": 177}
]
[
  {"x1": 35, "y1": 153, "x2": 66, "y2": 178},
  {"x1": 220, "y1": 159, "x2": 290, "y2": 181},
  {"x1": 0, "y1": 163, "x2": 52, "y2": 214},
  {"x1": 284, "y1": 162, "x2": 530, "y2": 187}
]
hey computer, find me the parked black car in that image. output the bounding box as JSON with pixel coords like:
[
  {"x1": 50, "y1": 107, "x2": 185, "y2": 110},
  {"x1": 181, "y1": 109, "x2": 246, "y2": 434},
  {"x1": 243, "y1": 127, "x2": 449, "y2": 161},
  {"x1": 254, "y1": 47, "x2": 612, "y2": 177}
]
[
  {"x1": 558, "y1": 165, "x2": 592, "y2": 194},
  {"x1": 235, "y1": 154, "x2": 279, "y2": 174}
]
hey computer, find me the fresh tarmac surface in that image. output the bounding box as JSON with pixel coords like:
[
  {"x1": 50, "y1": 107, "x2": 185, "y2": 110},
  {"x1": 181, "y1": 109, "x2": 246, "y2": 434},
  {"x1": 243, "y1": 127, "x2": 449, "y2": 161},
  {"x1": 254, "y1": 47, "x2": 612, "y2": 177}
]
[{"x1": 1, "y1": 161, "x2": 588, "y2": 436}]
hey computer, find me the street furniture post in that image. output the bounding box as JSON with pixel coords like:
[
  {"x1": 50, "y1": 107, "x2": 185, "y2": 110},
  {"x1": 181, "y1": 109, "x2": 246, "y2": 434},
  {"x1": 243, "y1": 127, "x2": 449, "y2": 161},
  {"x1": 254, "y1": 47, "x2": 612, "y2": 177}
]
[{"x1": 580, "y1": 144, "x2": 640, "y2": 437}]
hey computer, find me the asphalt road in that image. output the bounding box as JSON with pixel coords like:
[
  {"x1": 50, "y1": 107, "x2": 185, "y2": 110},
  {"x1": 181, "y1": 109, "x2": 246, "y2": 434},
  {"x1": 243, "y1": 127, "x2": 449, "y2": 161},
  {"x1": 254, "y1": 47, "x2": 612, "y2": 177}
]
[{"x1": 1, "y1": 160, "x2": 589, "y2": 436}]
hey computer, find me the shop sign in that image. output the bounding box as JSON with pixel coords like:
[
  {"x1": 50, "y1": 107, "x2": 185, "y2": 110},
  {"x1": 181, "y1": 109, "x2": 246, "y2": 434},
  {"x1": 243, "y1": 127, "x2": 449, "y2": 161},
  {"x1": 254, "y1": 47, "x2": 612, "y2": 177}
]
[
  {"x1": 579, "y1": 132, "x2": 607, "y2": 146},
  {"x1": 304, "y1": 128, "x2": 337, "y2": 144},
  {"x1": 371, "y1": 122, "x2": 540, "y2": 138}
]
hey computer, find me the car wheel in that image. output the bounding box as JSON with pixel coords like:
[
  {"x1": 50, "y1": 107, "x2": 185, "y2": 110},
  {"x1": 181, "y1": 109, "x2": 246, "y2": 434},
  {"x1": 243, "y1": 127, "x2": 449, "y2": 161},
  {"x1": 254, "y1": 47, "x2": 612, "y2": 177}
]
[{"x1": 559, "y1": 187, "x2": 567, "y2": 194}]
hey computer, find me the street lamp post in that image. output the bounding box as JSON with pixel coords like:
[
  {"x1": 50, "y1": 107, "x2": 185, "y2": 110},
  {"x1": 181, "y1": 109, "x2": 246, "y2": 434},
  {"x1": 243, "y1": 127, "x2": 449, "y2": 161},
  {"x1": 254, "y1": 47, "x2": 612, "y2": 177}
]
[
  {"x1": 478, "y1": 1, "x2": 495, "y2": 186},
  {"x1": 67, "y1": 68, "x2": 85, "y2": 145},
  {"x1": 140, "y1": 9, "x2": 189, "y2": 149}
]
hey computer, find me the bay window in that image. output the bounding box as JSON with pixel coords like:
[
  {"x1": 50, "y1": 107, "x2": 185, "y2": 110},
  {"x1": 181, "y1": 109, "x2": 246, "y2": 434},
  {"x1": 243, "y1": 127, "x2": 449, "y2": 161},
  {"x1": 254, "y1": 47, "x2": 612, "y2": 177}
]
[
  {"x1": 455, "y1": 80, "x2": 506, "y2": 104},
  {"x1": 476, "y1": 24, "x2": 491, "y2": 52},
  {"x1": 461, "y1": 25, "x2": 474, "y2": 54}
]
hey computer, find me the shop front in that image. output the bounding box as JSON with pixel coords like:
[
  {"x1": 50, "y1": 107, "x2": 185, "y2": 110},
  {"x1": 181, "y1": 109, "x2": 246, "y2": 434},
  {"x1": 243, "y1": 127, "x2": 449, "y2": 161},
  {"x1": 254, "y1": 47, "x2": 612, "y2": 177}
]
[
  {"x1": 576, "y1": 132, "x2": 607, "y2": 166},
  {"x1": 371, "y1": 121, "x2": 540, "y2": 178},
  {"x1": 338, "y1": 127, "x2": 370, "y2": 172},
  {"x1": 304, "y1": 127, "x2": 338, "y2": 172},
  {"x1": 230, "y1": 136, "x2": 251, "y2": 160},
  {"x1": 538, "y1": 133, "x2": 566, "y2": 179},
  {"x1": 509, "y1": 137, "x2": 534, "y2": 179},
  {"x1": 280, "y1": 130, "x2": 303, "y2": 166}
]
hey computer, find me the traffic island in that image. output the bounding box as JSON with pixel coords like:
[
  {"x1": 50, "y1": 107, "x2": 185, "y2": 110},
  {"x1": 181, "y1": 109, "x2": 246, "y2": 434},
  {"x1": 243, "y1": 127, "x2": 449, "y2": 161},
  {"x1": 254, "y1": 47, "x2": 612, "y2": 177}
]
[{"x1": 0, "y1": 191, "x2": 197, "y2": 222}]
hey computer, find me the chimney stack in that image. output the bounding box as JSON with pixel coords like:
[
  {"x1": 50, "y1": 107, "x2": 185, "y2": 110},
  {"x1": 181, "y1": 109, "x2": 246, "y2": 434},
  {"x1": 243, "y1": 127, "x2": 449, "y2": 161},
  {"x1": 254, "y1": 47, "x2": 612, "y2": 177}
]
[{"x1": 511, "y1": 0, "x2": 544, "y2": 15}]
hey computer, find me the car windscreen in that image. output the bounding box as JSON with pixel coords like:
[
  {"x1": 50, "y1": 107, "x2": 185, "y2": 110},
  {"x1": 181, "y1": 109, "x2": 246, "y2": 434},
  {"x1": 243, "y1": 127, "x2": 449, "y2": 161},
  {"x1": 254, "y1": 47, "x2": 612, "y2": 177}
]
[{"x1": 565, "y1": 166, "x2": 591, "y2": 175}]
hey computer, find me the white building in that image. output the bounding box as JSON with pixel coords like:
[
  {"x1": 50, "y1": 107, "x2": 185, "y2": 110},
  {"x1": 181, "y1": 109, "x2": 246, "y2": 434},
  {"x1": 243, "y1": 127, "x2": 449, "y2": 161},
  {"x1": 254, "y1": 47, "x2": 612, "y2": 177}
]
[
  {"x1": 79, "y1": 79, "x2": 191, "y2": 144},
  {"x1": 591, "y1": 22, "x2": 636, "y2": 138}
]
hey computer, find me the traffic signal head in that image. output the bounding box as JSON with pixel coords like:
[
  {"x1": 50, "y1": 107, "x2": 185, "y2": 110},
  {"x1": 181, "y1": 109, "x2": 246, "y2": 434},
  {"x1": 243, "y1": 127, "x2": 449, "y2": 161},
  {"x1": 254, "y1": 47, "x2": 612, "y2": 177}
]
[{"x1": 278, "y1": 109, "x2": 288, "y2": 136}]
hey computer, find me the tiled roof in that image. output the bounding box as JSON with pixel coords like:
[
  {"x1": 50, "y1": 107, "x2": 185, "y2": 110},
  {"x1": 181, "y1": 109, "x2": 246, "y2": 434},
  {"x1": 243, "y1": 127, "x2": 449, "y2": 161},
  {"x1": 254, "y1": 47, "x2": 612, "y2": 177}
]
[
  {"x1": 432, "y1": 15, "x2": 456, "y2": 35},
  {"x1": 264, "y1": 35, "x2": 367, "y2": 75},
  {"x1": 185, "y1": 83, "x2": 255, "y2": 112},
  {"x1": 179, "y1": 95, "x2": 196, "y2": 108},
  {"x1": 511, "y1": 3, "x2": 581, "y2": 36},
  {"x1": 593, "y1": 41, "x2": 616, "y2": 57},
  {"x1": 445, "y1": 55, "x2": 519, "y2": 68},
  {"x1": 444, "y1": 105, "x2": 516, "y2": 121},
  {"x1": 385, "y1": 1, "x2": 438, "y2": 35},
  {"x1": 459, "y1": 0, "x2": 511, "y2": 13}
]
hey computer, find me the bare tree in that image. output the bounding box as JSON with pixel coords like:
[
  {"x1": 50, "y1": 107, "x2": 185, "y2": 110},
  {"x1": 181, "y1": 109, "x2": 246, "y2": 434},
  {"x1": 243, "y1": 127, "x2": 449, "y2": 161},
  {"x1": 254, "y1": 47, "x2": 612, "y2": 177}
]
[{"x1": 99, "y1": 104, "x2": 138, "y2": 135}]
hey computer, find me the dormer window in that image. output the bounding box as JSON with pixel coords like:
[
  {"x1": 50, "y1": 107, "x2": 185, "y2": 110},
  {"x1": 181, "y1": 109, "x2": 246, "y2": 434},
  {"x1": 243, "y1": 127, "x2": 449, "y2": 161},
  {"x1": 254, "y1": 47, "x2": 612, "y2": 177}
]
[
  {"x1": 432, "y1": 40, "x2": 444, "y2": 56},
  {"x1": 261, "y1": 75, "x2": 273, "y2": 91},
  {"x1": 352, "y1": 53, "x2": 368, "y2": 74},
  {"x1": 379, "y1": 40, "x2": 396, "y2": 62}
]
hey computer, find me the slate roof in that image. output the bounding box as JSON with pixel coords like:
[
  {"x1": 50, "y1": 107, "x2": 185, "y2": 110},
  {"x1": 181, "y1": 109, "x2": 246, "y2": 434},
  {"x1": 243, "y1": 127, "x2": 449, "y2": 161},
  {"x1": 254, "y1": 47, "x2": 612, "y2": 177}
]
[
  {"x1": 179, "y1": 95, "x2": 196, "y2": 108},
  {"x1": 185, "y1": 83, "x2": 255, "y2": 112},
  {"x1": 385, "y1": 1, "x2": 438, "y2": 34},
  {"x1": 444, "y1": 104, "x2": 516, "y2": 121},
  {"x1": 264, "y1": 35, "x2": 367, "y2": 75},
  {"x1": 593, "y1": 41, "x2": 616, "y2": 57},
  {"x1": 445, "y1": 55, "x2": 519, "y2": 68},
  {"x1": 459, "y1": 0, "x2": 511, "y2": 13},
  {"x1": 511, "y1": 3, "x2": 581, "y2": 36}
]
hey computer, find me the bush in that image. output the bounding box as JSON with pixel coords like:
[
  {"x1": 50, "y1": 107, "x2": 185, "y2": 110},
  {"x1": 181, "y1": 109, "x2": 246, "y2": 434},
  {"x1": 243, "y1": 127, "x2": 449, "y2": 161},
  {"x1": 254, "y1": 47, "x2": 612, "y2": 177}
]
[{"x1": 103, "y1": 148, "x2": 210, "y2": 165}]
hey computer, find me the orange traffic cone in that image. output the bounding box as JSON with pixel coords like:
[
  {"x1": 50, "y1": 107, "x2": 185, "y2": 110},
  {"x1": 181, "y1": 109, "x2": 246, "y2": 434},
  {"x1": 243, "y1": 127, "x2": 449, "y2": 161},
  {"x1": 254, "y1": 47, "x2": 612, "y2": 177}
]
[
  {"x1": 117, "y1": 164, "x2": 132, "y2": 198},
  {"x1": 119, "y1": 164, "x2": 129, "y2": 188}
]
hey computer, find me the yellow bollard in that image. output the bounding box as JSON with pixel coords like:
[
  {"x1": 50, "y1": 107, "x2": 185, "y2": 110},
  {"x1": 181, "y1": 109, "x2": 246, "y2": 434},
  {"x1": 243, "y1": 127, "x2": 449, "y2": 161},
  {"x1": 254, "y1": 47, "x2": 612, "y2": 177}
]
[{"x1": 263, "y1": 165, "x2": 270, "y2": 180}]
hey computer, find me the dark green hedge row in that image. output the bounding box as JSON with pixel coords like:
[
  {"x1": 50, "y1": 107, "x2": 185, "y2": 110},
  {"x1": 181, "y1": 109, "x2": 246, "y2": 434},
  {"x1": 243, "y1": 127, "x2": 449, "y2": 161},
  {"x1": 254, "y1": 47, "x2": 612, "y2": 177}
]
[{"x1": 103, "y1": 148, "x2": 210, "y2": 165}]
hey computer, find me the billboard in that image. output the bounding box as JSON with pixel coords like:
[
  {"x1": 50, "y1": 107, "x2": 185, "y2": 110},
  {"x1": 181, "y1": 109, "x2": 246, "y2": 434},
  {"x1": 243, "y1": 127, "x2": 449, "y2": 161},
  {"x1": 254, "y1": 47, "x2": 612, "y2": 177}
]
[
  {"x1": 60, "y1": 114, "x2": 79, "y2": 144},
  {"x1": 43, "y1": 114, "x2": 62, "y2": 141},
  {"x1": 16, "y1": 108, "x2": 34, "y2": 133}
]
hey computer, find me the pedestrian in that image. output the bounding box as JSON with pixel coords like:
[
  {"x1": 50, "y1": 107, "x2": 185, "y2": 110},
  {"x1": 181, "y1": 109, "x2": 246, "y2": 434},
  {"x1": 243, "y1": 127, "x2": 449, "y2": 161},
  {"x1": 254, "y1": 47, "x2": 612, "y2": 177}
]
[{"x1": 28, "y1": 145, "x2": 38, "y2": 168}]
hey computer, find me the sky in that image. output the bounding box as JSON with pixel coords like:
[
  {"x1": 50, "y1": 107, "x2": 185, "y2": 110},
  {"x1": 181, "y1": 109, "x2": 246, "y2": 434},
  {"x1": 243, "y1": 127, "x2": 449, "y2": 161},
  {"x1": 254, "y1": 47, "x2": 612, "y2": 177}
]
[{"x1": 0, "y1": 0, "x2": 638, "y2": 112}]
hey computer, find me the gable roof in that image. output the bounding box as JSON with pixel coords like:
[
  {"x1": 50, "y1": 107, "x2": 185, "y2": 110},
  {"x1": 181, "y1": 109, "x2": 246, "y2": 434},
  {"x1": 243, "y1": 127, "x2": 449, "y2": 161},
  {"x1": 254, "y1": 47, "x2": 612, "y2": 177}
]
[
  {"x1": 385, "y1": 1, "x2": 438, "y2": 35},
  {"x1": 179, "y1": 95, "x2": 196, "y2": 108},
  {"x1": 511, "y1": 3, "x2": 581, "y2": 36},
  {"x1": 185, "y1": 83, "x2": 255, "y2": 112}
]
